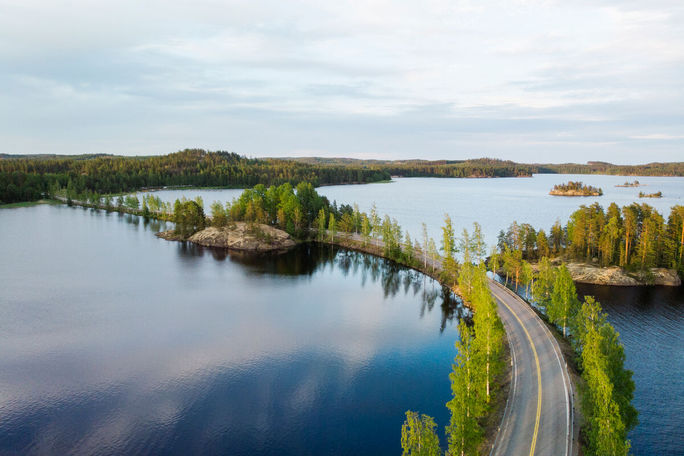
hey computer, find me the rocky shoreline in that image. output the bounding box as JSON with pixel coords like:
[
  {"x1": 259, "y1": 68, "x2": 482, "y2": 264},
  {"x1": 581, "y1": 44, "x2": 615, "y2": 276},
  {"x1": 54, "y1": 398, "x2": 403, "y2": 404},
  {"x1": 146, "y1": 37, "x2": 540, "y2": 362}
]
[
  {"x1": 566, "y1": 262, "x2": 681, "y2": 286},
  {"x1": 549, "y1": 189, "x2": 602, "y2": 197},
  {"x1": 156, "y1": 222, "x2": 296, "y2": 252}
]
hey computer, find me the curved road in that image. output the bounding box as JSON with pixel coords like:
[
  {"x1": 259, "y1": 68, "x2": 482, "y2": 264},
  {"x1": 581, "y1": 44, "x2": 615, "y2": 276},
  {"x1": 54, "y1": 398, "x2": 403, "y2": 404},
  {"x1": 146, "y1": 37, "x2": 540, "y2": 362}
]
[{"x1": 488, "y1": 279, "x2": 576, "y2": 456}]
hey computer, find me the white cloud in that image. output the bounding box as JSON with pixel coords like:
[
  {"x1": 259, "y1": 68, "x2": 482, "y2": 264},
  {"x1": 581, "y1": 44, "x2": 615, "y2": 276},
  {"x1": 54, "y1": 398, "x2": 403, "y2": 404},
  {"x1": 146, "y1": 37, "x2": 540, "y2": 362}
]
[{"x1": 0, "y1": 0, "x2": 683, "y2": 162}]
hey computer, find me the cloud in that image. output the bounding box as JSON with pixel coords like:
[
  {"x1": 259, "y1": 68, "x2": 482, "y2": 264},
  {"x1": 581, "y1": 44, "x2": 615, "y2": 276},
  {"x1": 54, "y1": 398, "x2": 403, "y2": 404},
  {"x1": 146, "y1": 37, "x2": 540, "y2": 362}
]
[
  {"x1": 0, "y1": 0, "x2": 683, "y2": 162},
  {"x1": 630, "y1": 134, "x2": 684, "y2": 140}
]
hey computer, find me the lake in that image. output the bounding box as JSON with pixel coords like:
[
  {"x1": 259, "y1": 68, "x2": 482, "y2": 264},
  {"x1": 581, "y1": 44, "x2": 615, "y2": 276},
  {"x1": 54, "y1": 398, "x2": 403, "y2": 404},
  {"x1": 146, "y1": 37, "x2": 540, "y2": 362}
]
[
  {"x1": 134, "y1": 173, "x2": 684, "y2": 250},
  {"x1": 4, "y1": 173, "x2": 684, "y2": 455},
  {"x1": 0, "y1": 205, "x2": 465, "y2": 455}
]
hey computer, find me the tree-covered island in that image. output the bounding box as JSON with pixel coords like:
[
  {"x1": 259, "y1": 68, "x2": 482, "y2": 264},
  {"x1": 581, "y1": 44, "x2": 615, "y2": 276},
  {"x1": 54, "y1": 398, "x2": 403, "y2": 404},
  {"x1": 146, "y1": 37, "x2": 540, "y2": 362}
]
[
  {"x1": 550, "y1": 181, "x2": 603, "y2": 196},
  {"x1": 616, "y1": 180, "x2": 642, "y2": 187},
  {"x1": 638, "y1": 191, "x2": 662, "y2": 198}
]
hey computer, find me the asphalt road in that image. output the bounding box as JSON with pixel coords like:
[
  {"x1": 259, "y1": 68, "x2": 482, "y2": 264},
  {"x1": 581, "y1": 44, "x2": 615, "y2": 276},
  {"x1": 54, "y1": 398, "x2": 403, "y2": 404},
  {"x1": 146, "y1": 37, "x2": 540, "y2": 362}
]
[{"x1": 488, "y1": 279, "x2": 576, "y2": 456}]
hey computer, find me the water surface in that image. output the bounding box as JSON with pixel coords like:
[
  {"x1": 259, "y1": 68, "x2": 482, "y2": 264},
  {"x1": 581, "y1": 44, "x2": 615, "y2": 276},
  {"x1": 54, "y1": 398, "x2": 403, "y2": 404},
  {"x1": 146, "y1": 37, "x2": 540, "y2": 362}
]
[{"x1": 0, "y1": 205, "x2": 464, "y2": 455}]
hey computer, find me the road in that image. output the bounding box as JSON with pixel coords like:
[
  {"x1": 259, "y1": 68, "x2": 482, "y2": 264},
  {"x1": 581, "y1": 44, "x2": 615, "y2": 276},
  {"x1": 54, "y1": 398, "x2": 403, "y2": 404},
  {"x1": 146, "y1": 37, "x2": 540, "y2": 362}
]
[{"x1": 488, "y1": 279, "x2": 576, "y2": 456}]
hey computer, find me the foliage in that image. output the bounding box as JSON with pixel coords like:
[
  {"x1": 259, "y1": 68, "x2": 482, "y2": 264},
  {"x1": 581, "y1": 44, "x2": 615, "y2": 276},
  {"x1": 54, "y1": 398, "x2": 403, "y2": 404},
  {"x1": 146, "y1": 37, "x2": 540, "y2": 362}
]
[
  {"x1": 173, "y1": 199, "x2": 206, "y2": 237},
  {"x1": 498, "y1": 203, "x2": 684, "y2": 276},
  {"x1": 0, "y1": 149, "x2": 391, "y2": 204},
  {"x1": 400, "y1": 411, "x2": 441, "y2": 456},
  {"x1": 550, "y1": 181, "x2": 603, "y2": 196}
]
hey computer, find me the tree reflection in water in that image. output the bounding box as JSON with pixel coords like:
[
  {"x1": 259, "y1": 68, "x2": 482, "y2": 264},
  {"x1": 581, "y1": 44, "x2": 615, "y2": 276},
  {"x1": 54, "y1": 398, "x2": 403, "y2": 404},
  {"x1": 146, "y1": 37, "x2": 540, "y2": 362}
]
[{"x1": 178, "y1": 242, "x2": 468, "y2": 333}]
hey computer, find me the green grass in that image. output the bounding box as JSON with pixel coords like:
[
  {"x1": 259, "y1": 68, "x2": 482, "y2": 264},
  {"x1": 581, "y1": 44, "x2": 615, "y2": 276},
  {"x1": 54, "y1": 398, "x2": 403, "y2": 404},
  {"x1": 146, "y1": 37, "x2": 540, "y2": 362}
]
[{"x1": 0, "y1": 199, "x2": 61, "y2": 209}]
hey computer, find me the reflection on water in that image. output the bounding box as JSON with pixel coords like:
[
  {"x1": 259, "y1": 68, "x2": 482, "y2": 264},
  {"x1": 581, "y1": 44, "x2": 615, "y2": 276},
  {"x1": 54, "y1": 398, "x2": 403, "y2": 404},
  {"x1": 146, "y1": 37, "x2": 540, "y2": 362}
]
[
  {"x1": 576, "y1": 284, "x2": 684, "y2": 456},
  {"x1": 0, "y1": 205, "x2": 463, "y2": 455}
]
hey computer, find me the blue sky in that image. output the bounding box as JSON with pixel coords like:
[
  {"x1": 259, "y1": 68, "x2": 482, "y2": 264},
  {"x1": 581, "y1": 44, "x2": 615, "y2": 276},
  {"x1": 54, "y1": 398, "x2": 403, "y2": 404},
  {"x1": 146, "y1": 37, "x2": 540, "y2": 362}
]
[{"x1": 1, "y1": 0, "x2": 683, "y2": 163}]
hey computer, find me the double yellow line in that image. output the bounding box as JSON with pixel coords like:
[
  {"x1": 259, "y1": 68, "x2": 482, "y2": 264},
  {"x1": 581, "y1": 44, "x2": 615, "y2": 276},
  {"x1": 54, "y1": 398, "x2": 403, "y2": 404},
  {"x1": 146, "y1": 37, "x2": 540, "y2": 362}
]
[{"x1": 492, "y1": 289, "x2": 542, "y2": 456}]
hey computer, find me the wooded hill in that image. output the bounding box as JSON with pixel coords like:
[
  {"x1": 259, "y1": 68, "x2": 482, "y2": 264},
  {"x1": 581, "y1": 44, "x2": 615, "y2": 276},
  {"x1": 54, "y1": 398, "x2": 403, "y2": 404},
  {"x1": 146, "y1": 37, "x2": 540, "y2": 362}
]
[
  {"x1": 0, "y1": 149, "x2": 391, "y2": 204},
  {"x1": 285, "y1": 157, "x2": 684, "y2": 177},
  {"x1": 2, "y1": 149, "x2": 683, "y2": 204}
]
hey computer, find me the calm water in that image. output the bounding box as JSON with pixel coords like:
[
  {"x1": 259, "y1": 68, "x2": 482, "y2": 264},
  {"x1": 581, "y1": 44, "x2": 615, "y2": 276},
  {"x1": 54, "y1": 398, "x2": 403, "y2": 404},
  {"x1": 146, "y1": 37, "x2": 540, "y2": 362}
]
[
  {"x1": 0, "y1": 205, "x2": 466, "y2": 455},
  {"x1": 138, "y1": 174, "x2": 684, "y2": 248},
  {"x1": 135, "y1": 174, "x2": 684, "y2": 455},
  {"x1": 575, "y1": 284, "x2": 684, "y2": 456}
]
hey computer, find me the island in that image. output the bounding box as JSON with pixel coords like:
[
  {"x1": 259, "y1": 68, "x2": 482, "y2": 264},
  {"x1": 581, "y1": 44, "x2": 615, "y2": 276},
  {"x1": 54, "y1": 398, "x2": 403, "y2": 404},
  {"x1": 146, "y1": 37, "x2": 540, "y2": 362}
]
[
  {"x1": 616, "y1": 180, "x2": 642, "y2": 187},
  {"x1": 549, "y1": 181, "x2": 603, "y2": 196},
  {"x1": 157, "y1": 222, "x2": 296, "y2": 252},
  {"x1": 639, "y1": 191, "x2": 663, "y2": 198}
]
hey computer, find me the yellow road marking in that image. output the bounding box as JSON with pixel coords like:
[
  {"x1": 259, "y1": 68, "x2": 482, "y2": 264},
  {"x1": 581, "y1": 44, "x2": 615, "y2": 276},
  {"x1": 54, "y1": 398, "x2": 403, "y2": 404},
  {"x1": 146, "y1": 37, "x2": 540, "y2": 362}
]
[{"x1": 491, "y1": 288, "x2": 542, "y2": 456}]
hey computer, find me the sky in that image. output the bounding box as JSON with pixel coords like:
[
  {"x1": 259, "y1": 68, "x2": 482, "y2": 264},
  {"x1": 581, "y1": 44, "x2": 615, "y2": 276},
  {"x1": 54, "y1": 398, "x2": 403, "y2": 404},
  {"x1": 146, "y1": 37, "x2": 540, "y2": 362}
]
[{"x1": 1, "y1": 0, "x2": 683, "y2": 163}]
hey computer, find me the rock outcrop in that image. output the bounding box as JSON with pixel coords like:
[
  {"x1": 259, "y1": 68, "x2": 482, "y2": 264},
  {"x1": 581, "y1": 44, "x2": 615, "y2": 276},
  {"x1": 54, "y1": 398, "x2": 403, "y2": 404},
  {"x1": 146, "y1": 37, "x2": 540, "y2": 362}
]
[
  {"x1": 548, "y1": 189, "x2": 602, "y2": 197},
  {"x1": 157, "y1": 222, "x2": 296, "y2": 252},
  {"x1": 566, "y1": 263, "x2": 681, "y2": 286}
]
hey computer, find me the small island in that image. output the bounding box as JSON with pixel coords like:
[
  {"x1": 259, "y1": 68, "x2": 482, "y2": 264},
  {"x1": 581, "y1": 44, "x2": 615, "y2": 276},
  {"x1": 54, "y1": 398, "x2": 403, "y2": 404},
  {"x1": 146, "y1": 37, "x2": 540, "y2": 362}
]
[
  {"x1": 639, "y1": 191, "x2": 663, "y2": 198},
  {"x1": 616, "y1": 180, "x2": 642, "y2": 187},
  {"x1": 549, "y1": 181, "x2": 603, "y2": 196}
]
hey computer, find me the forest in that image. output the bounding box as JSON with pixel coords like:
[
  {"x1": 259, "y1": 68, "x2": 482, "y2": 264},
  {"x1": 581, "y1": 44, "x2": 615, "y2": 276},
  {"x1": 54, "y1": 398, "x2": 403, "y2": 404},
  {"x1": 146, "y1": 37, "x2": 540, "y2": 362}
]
[
  {"x1": 3, "y1": 150, "x2": 684, "y2": 204},
  {"x1": 0, "y1": 149, "x2": 390, "y2": 204},
  {"x1": 286, "y1": 157, "x2": 684, "y2": 177},
  {"x1": 494, "y1": 202, "x2": 684, "y2": 278}
]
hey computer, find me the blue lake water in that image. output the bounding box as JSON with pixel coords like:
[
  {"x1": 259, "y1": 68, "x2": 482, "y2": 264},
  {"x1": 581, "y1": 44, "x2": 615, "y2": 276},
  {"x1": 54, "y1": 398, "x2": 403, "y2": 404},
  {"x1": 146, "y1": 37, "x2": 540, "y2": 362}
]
[
  {"x1": 4, "y1": 173, "x2": 684, "y2": 455},
  {"x1": 137, "y1": 174, "x2": 684, "y2": 250},
  {"x1": 0, "y1": 205, "x2": 464, "y2": 455}
]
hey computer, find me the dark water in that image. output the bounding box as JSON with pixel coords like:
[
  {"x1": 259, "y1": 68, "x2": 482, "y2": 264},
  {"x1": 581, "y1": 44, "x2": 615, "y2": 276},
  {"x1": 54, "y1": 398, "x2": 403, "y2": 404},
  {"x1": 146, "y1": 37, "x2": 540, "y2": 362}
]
[
  {"x1": 0, "y1": 205, "x2": 466, "y2": 455},
  {"x1": 575, "y1": 284, "x2": 684, "y2": 456},
  {"x1": 140, "y1": 175, "x2": 684, "y2": 455}
]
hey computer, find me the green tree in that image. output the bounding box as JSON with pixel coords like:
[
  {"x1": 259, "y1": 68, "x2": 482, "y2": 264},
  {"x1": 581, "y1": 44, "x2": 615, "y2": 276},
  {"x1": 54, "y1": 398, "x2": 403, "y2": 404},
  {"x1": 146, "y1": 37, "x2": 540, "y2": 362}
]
[
  {"x1": 173, "y1": 200, "x2": 206, "y2": 237},
  {"x1": 521, "y1": 260, "x2": 534, "y2": 296},
  {"x1": 210, "y1": 201, "x2": 227, "y2": 227},
  {"x1": 361, "y1": 214, "x2": 371, "y2": 246},
  {"x1": 472, "y1": 267, "x2": 504, "y2": 403},
  {"x1": 548, "y1": 264, "x2": 579, "y2": 337},
  {"x1": 531, "y1": 257, "x2": 555, "y2": 309},
  {"x1": 124, "y1": 195, "x2": 140, "y2": 210},
  {"x1": 328, "y1": 213, "x2": 336, "y2": 242},
  {"x1": 315, "y1": 208, "x2": 327, "y2": 241},
  {"x1": 421, "y1": 223, "x2": 430, "y2": 270},
  {"x1": 403, "y1": 231, "x2": 415, "y2": 265},
  {"x1": 441, "y1": 214, "x2": 458, "y2": 285},
  {"x1": 536, "y1": 229, "x2": 550, "y2": 259},
  {"x1": 400, "y1": 411, "x2": 441, "y2": 456},
  {"x1": 580, "y1": 305, "x2": 631, "y2": 456},
  {"x1": 446, "y1": 322, "x2": 484, "y2": 456}
]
